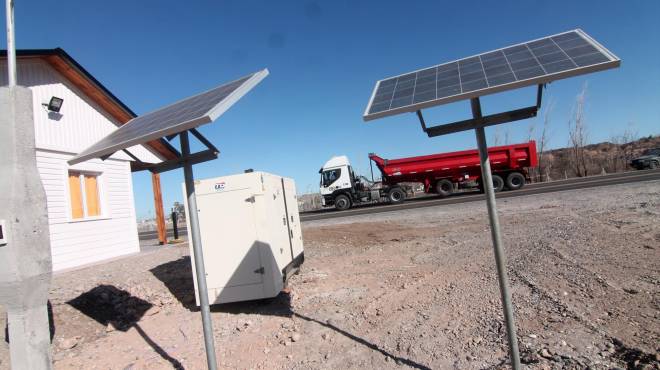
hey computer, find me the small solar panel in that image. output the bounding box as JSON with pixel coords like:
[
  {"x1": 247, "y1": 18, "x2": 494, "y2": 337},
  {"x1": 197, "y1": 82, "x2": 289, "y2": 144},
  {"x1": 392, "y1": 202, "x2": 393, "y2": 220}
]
[
  {"x1": 68, "y1": 69, "x2": 269, "y2": 165},
  {"x1": 364, "y1": 29, "x2": 619, "y2": 121}
]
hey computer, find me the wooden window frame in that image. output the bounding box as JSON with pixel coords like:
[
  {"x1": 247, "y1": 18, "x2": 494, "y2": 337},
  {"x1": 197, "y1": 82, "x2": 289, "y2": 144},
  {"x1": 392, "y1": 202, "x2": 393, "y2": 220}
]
[{"x1": 67, "y1": 170, "x2": 106, "y2": 222}]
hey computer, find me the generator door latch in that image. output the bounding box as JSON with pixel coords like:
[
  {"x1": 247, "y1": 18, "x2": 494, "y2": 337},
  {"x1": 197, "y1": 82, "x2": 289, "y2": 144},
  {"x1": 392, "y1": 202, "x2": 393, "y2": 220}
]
[{"x1": 254, "y1": 267, "x2": 265, "y2": 274}]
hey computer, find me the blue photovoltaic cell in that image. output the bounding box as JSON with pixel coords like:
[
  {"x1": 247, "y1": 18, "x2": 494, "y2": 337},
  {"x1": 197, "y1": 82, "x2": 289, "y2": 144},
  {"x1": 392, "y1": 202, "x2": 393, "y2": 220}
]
[
  {"x1": 69, "y1": 69, "x2": 269, "y2": 165},
  {"x1": 365, "y1": 30, "x2": 619, "y2": 120}
]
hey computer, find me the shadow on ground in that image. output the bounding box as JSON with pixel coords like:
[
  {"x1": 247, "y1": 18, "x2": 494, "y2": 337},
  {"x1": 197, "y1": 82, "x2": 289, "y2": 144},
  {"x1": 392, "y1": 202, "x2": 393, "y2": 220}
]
[
  {"x1": 150, "y1": 256, "x2": 294, "y2": 317},
  {"x1": 294, "y1": 312, "x2": 431, "y2": 370},
  {"x1": 150, "y1": 257, "x2": 430, "y2": 369},
  {"x1": 67, "y1": 285, "x2": 183, "y2": 369},
  {"x1": 149, "y1": 256, "x2": 202, "y2": 311},
  {"x1": 67, "y1": 285, "x2": 151, "y2": 331}
]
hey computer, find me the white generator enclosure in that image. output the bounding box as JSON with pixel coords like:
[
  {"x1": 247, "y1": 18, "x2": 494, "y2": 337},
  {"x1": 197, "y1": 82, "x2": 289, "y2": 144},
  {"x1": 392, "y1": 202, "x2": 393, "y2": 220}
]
[{"x1": 183, "y1": 172, "x2": 304, "y2": 305}]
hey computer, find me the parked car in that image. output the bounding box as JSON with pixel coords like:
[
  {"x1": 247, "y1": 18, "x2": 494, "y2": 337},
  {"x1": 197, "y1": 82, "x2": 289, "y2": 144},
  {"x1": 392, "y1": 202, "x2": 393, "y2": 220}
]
[{"x1": 630, "y1": 148, "x2": 660, "y2": 170}]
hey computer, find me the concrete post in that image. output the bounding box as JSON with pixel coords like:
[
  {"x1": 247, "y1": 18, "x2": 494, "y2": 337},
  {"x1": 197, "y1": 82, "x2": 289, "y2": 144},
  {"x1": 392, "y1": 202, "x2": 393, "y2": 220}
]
[{"x1": 0, "y1": 86, "x2": 54, "y2": 370}]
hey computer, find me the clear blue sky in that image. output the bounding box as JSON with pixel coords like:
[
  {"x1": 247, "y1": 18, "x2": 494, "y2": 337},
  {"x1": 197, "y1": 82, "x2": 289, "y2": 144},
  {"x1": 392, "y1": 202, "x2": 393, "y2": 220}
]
[{"x1": 3, "y1": 1, "x2": 659, "y2": 219}]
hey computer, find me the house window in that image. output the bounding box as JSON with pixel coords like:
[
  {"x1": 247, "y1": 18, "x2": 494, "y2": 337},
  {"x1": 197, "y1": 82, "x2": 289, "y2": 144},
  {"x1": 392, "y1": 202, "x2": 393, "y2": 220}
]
[{"x1": 68, "y1": 171, "x2": 101, "y2": 219}]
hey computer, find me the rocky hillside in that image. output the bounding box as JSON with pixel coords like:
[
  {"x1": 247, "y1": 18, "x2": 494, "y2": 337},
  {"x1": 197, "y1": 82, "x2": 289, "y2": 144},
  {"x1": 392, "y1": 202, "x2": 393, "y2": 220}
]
[{"x1": 537, "y1": 135, "x2": 660, "y2": 181}]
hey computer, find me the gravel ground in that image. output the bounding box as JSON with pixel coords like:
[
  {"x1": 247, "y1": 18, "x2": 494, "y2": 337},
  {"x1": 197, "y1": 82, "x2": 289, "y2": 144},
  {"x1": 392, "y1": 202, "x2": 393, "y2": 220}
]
[{"x1": 1, "y1": 181, "x2": 659, "y2": 369}]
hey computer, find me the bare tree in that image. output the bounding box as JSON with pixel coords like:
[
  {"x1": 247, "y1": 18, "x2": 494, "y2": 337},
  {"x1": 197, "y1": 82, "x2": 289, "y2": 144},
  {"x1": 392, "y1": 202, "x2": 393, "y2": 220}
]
[
  {"x1": 607, "y1": 134, "x2": 620, "y2": 173},
  {"x1": 504, "y1": 128, "x2": 511, "y2": 145},
  {"x1": 492, "y1": 127, "x2": 502, "y2": 146},
  {"x1": 610, "y1": 123, "x2": 639, "y2": 172},
  {"x1": 525, "y1": 122, "x2": 537, "y2": 180},
  {"x1": 619, "y1": 122, "x2": 639, "y2": 170},
  {"x1": 568, "y1": 83, "x2": 590, "y2": 177},
  {"x1": 526, "y1": 122, "x2": 536, "y2": 142},
  {"x1": 537, "y1": 100, "x2": 553, "y2": 181}
]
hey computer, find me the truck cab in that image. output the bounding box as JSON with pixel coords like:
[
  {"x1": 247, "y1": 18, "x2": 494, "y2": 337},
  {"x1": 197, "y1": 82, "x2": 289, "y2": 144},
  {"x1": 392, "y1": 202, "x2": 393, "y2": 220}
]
[
  {"x1": 319, "y1": 156, "x2": 355, "y2": 209},
  {"x1": 319, "y1": 155, "x2": 405, "y2": 210}
]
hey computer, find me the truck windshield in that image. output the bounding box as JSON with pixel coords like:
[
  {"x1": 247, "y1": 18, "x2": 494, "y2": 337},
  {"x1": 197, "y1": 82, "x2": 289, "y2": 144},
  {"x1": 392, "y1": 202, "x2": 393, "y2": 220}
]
[
  {"x1": 321, "y1": 169, "x2": 341, "y2": 187},
  {"x1": 642, "y1": 148, "x2": 660, "y2": 156}
]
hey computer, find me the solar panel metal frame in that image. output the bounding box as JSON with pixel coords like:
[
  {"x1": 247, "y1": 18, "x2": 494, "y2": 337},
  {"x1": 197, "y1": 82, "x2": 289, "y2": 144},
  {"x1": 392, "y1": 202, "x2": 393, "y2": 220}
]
[
  {"x1": 68, "y1": 68, "x2": 269, "y2": 165},
  {"x1": 363, "y1": 29, "x2": 620, "y2": 121}
]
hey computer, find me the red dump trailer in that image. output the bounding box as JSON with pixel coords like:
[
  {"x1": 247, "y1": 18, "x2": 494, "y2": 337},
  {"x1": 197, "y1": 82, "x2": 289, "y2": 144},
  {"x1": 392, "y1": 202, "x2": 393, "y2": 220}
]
[
  {"x1": 319, "y1": 141, "x2": 537, "y2": 210},
  {"x1": 369, "y1": 141, "x2": 538, "y2": 197}
]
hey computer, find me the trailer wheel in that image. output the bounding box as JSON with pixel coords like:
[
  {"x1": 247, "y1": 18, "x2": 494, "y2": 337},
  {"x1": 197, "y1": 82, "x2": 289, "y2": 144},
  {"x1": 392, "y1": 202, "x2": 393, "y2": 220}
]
[
  {"x1": 334, "y1": 194, "x2": 351, "y2": 211},
  {"x1": 492, "y1": 174, "x2": 504, "y2": 192},
  {"x1": 505, "y1": 172, "x2": 525, "y2": 190},
  {"x1": 388, "y1": 188, "x2": 406, "y2": 204},
  {"x1": 435, "y1": 179, "x2": 454, "y2": 198}
]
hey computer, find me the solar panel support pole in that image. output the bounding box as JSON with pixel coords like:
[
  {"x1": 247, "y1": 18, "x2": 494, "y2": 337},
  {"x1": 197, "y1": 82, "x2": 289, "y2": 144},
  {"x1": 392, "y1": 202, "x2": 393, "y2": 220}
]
[
  {"x1": 181, "y1": 131, "x2": 218, "y2": 370},
  {"x1": 472, "y1": 97, "x2": 521, "y2": 370}
]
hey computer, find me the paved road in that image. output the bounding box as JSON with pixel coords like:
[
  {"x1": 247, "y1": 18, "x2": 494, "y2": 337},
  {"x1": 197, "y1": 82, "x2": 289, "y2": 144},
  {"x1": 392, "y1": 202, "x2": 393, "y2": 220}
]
[
  {"x1": 138, "y1": 228, "x2": 187, "y2": 241},
  {"x1": 137, "y1": 170, "x2": 660, "y2": 237},
  {"x1": 300, "y1": 169, "x2": 660, "y2": 222}
]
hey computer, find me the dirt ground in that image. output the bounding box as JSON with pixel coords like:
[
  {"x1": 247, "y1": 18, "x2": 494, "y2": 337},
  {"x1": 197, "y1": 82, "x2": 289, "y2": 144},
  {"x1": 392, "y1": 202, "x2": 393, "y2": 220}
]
[{"x1": 1, "y1": 181, "x2": 659, "y2": 370}]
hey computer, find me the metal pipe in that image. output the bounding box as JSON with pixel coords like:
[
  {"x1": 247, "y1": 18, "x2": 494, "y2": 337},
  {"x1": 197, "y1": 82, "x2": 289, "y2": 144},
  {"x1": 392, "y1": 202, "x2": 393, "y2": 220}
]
[
  {"x1": 6, "y1": 0, "x2": 17, "y2": 86},
  {"x1": 471, "y1": 98, "x2": 521, "y2": 370},
  {"x1": 416, "y1": 110, "x2": 428, "y2": 132},
  {"x1": 181, "y1": 131, "x2": 218, "y2": 370},
  {"x1": 369, "y1": 156, "x2": 374, "y2": 182}
]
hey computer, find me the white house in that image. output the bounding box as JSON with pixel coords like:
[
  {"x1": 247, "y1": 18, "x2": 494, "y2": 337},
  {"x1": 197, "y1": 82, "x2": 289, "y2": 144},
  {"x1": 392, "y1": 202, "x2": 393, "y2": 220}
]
[{"x1": 1, "y1": 48, "x2": 178, "y2": 271}]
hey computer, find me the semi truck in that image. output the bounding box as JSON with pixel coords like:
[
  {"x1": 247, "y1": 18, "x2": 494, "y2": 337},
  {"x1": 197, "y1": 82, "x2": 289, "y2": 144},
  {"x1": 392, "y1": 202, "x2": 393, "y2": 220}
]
[{"x1": 320, "y1": 141, "x2": 538, "y2": 210}]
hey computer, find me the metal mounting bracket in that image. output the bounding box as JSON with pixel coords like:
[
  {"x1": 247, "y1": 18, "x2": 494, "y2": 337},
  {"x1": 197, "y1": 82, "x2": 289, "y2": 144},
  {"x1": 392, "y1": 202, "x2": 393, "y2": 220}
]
[
  {"x1": 418, "y1": 84, "x2": 545, "y2": 138},
  {"x1": 147, "y1": 129, "x2": 220, "y2": 173}
]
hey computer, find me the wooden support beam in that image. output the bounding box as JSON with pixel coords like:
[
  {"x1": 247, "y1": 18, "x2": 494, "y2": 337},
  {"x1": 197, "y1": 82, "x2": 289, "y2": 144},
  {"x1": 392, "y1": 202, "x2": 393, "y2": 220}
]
[{"x1": 151, "y1": 172, "x2": 167, "y2": 245}]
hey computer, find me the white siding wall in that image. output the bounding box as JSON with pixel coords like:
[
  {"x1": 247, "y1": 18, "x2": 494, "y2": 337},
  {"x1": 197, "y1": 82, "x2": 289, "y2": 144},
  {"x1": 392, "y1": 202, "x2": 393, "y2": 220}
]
[
  {"x1": 0, "y1": 59, "x2": 162, "y2": 163},
  {"x1": 0, "y1": 58, "x2": 151, "y2": 271},
  {"x1": 37, "y1": 151, "x2": 140, "y2": 271}
]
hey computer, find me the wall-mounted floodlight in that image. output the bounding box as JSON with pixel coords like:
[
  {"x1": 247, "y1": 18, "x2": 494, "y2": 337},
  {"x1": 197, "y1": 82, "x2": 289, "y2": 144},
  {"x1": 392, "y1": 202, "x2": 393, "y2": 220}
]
[{"x1": 43, "y1": 96, "x2": 63, "y2": 112}]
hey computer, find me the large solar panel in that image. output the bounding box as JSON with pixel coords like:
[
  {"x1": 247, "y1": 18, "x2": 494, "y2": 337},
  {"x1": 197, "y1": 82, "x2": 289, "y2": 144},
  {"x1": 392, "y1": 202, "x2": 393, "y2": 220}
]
[
  {"x1": 364, "y1": 29, "x2": 619, "y2": 121},
  {"x1": 68, "y1": 69, "x2": 269, "y2": 165}
]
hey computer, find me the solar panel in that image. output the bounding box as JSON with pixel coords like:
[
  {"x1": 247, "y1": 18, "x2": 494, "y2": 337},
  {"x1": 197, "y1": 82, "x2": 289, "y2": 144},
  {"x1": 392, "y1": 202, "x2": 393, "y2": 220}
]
[
  {"x1": 68, "y1": 69, "x2": 269, "y2": 165},
  {"x1": 364, "y1": 29, "x2": 619, "y2": 121}
]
